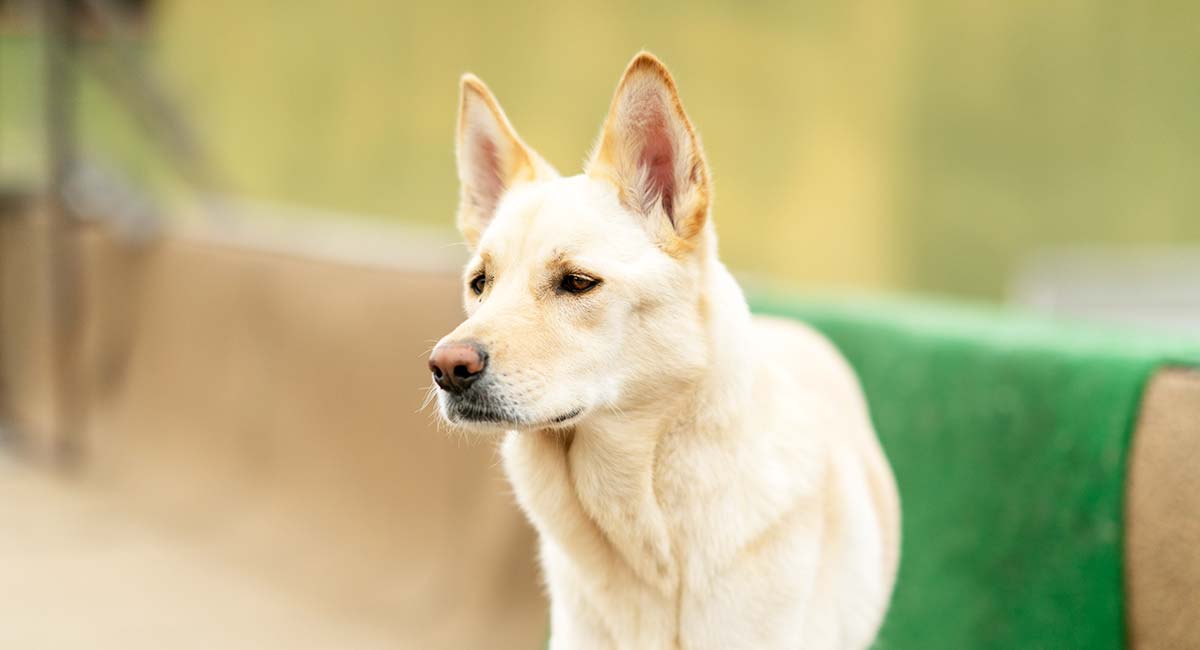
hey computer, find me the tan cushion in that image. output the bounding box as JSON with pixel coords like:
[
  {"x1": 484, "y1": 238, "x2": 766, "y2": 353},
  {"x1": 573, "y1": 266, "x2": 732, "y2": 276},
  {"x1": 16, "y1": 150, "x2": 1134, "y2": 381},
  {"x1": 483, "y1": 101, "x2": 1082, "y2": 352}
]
[{"x1": 1127, "y1": 367, "x2": 1200, "y2": 649}]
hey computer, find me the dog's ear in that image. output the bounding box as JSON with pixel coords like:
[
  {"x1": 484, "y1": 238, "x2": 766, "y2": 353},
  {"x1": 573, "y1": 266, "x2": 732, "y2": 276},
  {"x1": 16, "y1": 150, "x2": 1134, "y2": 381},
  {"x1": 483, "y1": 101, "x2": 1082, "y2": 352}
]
[
  {"x1": 456, "y1": 74, "x2": 555, "y2": 248},
  {"x1": 586, "y1": 52, "x2": 711, "y2": 249}
]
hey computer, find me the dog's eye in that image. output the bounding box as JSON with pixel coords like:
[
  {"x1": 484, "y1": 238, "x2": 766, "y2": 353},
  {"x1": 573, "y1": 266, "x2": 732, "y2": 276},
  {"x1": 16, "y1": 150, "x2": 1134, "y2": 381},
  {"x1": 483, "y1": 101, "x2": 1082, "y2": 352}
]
[
  {"x1": 469, "y1": 273, "x2": 487, "y2": 295},
  {"x1": 559, "y1": 273, "x2": 599, "y2": 294}
]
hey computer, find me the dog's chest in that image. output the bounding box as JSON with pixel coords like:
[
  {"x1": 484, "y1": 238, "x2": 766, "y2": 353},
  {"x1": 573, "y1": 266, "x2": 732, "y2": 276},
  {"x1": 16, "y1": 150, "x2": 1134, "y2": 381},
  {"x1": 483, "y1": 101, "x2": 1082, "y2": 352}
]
[
  {"x1": 637, "y1": 432, "x2": 765, "y2": 577},
  {"x1": 653, "y1": 423, "x2": 826, "y2": 577}
]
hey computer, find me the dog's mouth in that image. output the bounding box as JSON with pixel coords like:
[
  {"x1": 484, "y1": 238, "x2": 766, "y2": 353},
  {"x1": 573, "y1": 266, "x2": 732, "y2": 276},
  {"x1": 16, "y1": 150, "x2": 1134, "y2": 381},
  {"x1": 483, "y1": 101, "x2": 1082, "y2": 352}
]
[
  {"x1": 447, "y1": 401, "x2": 509, "y2": 424},
  {"x1": 546, "y1": 407, "x2": 585, "y2": 426},
  {"x1": 444, "y1": 395, "x2": 584, "y2": 430}
]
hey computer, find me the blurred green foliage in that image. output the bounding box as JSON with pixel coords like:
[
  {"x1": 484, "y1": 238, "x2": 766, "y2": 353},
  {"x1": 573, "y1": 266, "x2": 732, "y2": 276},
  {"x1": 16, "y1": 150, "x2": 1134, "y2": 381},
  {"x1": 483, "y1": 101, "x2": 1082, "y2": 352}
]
[
  {"x1": 0, "y1": 35, "x2": 172, "y2": 193},
  {"x1": 3, "y1": 1, "x2": 1198, "y2": 297}
]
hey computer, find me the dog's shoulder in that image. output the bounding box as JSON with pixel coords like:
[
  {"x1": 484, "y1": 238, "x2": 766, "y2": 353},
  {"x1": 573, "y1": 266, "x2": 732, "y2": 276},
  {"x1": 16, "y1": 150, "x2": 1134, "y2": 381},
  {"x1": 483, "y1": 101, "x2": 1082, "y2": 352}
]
[
  {"x1": 748, "y1": 315, "x2": 843, "y2": 362},
  {"x1": 748, "y1": 315, "x2": 865, "y2": 411}
]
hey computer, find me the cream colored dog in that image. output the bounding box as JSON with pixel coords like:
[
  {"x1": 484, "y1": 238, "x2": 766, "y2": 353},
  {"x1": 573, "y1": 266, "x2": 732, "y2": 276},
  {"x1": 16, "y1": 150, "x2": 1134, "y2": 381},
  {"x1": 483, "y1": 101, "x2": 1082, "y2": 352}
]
[{"x1": 428, "y1": 52, "x2": 900, "y2": 650}]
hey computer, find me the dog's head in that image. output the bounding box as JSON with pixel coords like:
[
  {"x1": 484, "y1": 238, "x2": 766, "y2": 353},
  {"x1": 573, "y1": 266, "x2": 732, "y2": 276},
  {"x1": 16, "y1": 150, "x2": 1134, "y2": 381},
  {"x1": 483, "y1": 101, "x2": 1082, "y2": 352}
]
[{"x1": 429, "y1": 52, "x2": 717, "y2": 433}]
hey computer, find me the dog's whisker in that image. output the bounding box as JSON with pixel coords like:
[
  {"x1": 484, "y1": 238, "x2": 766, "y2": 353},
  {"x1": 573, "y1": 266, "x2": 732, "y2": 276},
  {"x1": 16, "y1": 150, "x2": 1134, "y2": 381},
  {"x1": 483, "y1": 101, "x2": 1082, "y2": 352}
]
[{"x1": 418, "y1": 385, "x2": 440, "y2": 413}]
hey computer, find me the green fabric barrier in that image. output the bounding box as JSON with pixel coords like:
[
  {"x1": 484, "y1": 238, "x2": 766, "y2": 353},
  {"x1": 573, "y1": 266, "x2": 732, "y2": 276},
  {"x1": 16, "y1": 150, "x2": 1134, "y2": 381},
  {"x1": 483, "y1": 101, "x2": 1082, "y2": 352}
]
[{"x1": 749, "y1": 293, "x2": 1200, "y2": 649}]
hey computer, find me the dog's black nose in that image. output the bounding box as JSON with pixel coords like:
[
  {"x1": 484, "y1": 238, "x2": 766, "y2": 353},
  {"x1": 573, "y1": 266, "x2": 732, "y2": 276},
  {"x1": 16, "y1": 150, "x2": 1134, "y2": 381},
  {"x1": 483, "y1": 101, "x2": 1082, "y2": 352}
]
[{"x1": 428, "y1": 340, "x2": 488, "y2": 394}]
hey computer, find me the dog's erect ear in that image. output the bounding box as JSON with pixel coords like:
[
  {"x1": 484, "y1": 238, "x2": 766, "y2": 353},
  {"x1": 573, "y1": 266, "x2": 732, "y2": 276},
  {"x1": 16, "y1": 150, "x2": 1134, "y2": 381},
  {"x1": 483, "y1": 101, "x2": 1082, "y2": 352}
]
[
  {"x1": 456, "y1": 74, "x2": 554, "y2": 248},
  {"x1": 586, "y1": 52, "x2": 711, "y2": 248}
]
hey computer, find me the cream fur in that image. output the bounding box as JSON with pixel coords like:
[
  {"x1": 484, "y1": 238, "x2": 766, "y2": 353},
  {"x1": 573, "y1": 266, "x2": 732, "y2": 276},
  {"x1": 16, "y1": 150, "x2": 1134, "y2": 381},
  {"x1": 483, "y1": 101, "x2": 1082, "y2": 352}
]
[{"x1": 435, "y1": 52, "x2": 900, "y2": 649}]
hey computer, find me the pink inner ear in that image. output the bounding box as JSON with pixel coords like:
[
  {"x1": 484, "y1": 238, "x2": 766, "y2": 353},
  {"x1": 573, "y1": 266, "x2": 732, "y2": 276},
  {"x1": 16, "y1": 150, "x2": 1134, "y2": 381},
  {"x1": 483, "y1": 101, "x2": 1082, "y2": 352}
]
[
  {"x1": 469, "y1": 132, "x2": 505, "y2": 213},
  {"x1": 639, "y1": 115, "x2": 677, "y2": 224}
]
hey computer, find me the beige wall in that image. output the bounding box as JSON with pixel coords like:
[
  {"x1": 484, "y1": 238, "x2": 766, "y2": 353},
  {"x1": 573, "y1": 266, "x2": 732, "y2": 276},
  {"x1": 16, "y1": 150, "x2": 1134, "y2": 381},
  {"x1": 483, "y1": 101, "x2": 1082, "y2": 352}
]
[{"x1": 0, "y1": 212, "x2": 545, "y2": 649}]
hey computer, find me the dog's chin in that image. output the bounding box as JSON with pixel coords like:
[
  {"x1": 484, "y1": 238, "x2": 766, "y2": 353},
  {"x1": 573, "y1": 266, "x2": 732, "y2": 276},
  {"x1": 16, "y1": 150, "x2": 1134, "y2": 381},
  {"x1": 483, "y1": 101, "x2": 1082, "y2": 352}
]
[
  {"x1": 438, "y1": 395, "x2": 586, "y2": 433},
  {"x1": 442, "y1": 415, "x2": 511, "y2": 435}
]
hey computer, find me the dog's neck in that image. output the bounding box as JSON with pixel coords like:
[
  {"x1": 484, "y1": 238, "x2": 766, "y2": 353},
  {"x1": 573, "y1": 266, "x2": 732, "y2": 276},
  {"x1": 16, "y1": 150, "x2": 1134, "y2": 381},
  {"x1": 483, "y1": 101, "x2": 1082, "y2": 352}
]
[{"x1": 559, "y1": 252, "x2": 755, "y2": 592}]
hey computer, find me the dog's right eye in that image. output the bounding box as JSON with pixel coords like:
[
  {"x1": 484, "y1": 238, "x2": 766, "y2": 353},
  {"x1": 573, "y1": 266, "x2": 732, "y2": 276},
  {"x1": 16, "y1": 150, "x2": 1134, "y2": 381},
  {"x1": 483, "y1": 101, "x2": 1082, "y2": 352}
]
[
  {"x1": 559, "y1": 273, "x2": 599, "y2": 294},
  {"x1": 470, "y1": 273, "x2": 487, "y2": 295}
]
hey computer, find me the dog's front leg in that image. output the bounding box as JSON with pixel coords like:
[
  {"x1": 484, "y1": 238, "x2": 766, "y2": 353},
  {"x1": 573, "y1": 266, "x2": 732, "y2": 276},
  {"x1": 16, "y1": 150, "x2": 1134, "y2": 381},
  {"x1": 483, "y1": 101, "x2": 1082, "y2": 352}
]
[
  {"x1": 502, "y1": 430, "x2": 628, "y2": 585},
  {"x1": 504, "y1": 429, "x2": 679, "y2": 648},
  {"x1": 503, "y1": 430, "x2": 653, "y2": 633}
]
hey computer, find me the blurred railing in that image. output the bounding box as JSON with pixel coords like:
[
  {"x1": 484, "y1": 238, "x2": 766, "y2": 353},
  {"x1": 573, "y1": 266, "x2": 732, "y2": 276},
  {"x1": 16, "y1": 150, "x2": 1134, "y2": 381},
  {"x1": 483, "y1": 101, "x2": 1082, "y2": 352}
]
[{"x1": 14, "y1": 0, "x2": 223, "y2": 466}]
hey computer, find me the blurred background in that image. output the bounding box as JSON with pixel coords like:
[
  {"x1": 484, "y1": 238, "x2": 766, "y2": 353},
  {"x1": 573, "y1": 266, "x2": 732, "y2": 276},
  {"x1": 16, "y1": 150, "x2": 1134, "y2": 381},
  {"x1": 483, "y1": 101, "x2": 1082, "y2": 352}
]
[
  {"x1": 4, "y1": 0, "x2": 1200, "y2": 299},
  {"x1": 1, "y1": 1, "x2": 1198, "y2": 648}
]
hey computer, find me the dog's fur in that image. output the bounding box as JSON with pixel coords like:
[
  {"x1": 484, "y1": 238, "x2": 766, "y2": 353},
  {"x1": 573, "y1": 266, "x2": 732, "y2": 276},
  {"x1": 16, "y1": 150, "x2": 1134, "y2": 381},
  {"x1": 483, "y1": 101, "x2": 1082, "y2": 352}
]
[{"x1": 432, "y1": 52, "x2": 900, "y2": 649}]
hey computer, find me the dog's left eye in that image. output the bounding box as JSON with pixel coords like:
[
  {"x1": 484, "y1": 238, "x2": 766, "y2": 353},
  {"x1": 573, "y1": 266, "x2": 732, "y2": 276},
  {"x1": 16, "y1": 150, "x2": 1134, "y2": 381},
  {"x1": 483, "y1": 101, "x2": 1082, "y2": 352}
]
[
  {"x1": 470, "y1": 273, "x2": 487, "y2": 295},
  {"x1": 559, "y1": 273, "x2": 599, "y2": 294}
]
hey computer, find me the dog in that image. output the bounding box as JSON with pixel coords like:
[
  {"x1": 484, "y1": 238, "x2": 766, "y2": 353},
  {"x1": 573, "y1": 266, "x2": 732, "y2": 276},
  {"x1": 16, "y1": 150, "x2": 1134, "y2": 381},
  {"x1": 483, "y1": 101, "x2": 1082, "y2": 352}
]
[{"x1": 428, "y1": 52, "x2": 900, "y2": 649}]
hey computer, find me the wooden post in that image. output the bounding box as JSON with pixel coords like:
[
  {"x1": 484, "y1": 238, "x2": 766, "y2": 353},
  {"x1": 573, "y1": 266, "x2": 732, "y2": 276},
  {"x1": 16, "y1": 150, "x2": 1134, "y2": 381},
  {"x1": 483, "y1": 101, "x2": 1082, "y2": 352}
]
[{"x1": 42, "y1": 0, "x2": 85, "y2": 469}]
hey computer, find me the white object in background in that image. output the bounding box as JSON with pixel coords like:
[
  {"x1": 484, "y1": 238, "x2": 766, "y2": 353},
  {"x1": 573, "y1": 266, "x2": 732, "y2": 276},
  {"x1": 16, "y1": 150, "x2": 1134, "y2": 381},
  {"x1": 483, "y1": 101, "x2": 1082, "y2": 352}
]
[{"x1": 1010, "y1": 247, "x2": 1200, "y2": 337}]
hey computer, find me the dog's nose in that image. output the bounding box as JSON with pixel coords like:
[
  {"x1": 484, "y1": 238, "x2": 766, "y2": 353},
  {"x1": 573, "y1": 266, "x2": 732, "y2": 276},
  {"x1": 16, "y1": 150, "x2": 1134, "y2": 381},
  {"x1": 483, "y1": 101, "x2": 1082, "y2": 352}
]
[{"x1": 428, "y1": 340, "x2": 488, "y2": 394}]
